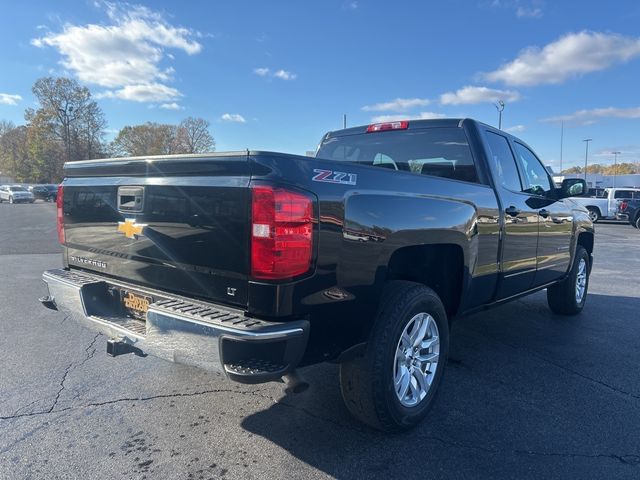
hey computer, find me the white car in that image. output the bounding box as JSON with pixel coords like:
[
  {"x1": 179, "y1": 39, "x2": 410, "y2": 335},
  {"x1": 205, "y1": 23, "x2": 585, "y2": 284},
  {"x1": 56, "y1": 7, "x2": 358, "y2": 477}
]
[{"x1": 0, "y1": 185, "x2": 35, "y2": 204}]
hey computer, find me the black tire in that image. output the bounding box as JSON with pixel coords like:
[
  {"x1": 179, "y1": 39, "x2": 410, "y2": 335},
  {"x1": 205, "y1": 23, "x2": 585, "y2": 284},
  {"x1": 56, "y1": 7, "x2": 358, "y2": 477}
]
[
  {"x1": 547, "y1": 246, "x2": 590, "y2": 315},
  {"x1": 634, "y1": 214, "x2": 640, "y2": 229},
  {"x1": 586, "y1": 207, "x2": 600, "y2": 223},
  {"x1": 339, "y1": 281, "x2": 449, "y2": 432}
]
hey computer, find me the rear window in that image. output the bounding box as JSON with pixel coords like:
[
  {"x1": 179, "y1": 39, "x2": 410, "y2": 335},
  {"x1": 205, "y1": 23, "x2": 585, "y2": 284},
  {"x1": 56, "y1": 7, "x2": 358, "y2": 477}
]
[{"x1": 316, "y1": 127, "x2": 478, "y2": 183}]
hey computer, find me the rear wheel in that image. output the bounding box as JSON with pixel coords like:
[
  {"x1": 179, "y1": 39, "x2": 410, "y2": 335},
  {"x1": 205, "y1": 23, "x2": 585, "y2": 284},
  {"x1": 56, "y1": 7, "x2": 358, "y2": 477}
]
[
  {"x1": 339, "y1": 281, "x2": 449, "y2": 432},
  {"x1": 634, "y1": 214, "x2": 640, "y2": 229},
  {"x1": 587, "y1": 207, "x2": 600, "y2": 222},
  {"x1": 547, "y1": 246, "x2": 590, "y2": 315}
]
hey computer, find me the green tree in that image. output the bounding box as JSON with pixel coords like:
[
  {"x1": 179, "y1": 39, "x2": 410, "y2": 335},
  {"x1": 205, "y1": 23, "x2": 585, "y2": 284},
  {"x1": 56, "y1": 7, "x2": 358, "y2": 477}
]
[{"x1": 110, "y1": 122, "x2": 181, "y2": 157}]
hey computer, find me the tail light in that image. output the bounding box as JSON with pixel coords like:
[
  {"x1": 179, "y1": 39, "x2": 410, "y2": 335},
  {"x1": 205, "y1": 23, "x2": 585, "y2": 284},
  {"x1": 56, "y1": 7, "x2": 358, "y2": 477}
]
[
  {"x1": 619, "y1": 200, "x2": 628, "y2": 212},
  {"x1": 251, "y1": 185, "x2": 314, "y2": 280},
  {"x1": 56, "y1": 185, "x2": 65, "y2": 244}
]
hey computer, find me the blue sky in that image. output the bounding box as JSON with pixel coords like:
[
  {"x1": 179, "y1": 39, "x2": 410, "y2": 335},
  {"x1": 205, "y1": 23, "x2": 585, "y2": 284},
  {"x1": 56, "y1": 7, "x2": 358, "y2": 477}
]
[{"x1": 1, "y1": 0, "x2": 640, "y2": 170}]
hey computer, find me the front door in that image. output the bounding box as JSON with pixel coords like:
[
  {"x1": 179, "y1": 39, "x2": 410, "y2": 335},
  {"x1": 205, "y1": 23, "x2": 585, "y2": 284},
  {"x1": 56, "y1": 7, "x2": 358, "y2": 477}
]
[{"x1": 510, "y1": 141, "x2": 573, "y2": 285}]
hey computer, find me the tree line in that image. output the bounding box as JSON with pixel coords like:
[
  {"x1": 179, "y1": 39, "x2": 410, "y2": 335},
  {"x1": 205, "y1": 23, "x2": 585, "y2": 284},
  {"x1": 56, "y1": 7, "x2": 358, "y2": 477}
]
[
  {"x1": 561, "y1": 163, "x2": 640, "y2": 176},
  {"x1": 0, "y1": 77, "x2": 215, "y2": 183}
]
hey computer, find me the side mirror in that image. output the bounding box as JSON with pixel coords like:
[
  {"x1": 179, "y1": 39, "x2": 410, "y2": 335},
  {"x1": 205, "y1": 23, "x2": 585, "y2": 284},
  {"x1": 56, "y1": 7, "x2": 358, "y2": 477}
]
[{"x1": 560, "y1": 178, "x2": 586, "y2": 198}]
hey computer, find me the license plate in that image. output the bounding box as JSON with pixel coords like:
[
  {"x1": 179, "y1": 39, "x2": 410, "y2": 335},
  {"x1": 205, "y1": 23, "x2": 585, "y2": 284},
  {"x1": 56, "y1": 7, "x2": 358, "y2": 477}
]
[{"x1": 121, "y1": 290, "x2": 153, "y2": 319}]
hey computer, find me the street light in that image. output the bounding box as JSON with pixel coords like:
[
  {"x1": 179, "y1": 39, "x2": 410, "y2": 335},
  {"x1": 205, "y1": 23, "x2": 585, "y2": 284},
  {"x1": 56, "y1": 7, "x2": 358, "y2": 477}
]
[
  {"x1": 611, "y1": 151, "x2": 621, "y2": 188},
  {"x1": 494, "y1": 100, "x2": 505, "y2": 130},
  {"x1": 583, "y1": 138, "x2": 592, "y2": 183}
]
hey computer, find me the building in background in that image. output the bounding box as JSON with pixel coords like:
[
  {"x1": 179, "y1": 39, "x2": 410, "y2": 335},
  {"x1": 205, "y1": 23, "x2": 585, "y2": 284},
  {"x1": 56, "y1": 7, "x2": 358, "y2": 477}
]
[{"x1": 552, "y1": 173, "x2": 640, "y2": 189}]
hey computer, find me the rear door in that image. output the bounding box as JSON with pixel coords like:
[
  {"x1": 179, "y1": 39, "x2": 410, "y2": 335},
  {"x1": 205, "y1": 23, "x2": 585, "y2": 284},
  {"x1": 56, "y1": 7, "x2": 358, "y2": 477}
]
[{"x1": 483, "y1": 130, "x2": 539, "y2": 299}]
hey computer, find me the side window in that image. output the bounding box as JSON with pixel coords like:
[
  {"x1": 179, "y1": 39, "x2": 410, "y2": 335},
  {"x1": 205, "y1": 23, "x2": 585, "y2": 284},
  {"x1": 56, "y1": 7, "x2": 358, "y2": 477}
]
[
  {"x1": 512, "y1": 143, "x2": 553, "y2": 195},
  {"x1": 485, "y1": 131, "x2": 522, "y2": 191}
]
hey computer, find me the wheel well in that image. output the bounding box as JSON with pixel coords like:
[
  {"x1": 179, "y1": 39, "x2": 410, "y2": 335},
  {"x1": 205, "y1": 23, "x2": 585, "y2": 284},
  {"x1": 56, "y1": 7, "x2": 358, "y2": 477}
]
[
  {"x1": 577, "y1": 231, "x2": 594, "y2": 256},
  {"x1": 586, "y1": 206, "x2": 601, "y2": 215},
  {"x1": 386, "y1": 244, "x2": 464, "y2": 318}
]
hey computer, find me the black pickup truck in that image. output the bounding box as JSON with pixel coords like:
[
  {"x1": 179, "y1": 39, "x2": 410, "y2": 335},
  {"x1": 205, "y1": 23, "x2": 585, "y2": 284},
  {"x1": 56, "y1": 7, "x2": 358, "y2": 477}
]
[
  {"x1": 41, "y1": 118, "x2": 594, "y2": 432},
  {"x1": 618, "y1": 198, "x2": 640, "y2": 228}
]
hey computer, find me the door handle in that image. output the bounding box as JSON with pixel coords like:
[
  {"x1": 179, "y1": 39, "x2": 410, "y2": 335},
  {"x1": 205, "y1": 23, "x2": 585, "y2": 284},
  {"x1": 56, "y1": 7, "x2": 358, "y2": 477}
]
[
  {"x1": 539, "y1": 209, "x2": 550, "y2": 218},
  {"x1": 505, "y1": 206, "x2": 520, "y2": 217}
]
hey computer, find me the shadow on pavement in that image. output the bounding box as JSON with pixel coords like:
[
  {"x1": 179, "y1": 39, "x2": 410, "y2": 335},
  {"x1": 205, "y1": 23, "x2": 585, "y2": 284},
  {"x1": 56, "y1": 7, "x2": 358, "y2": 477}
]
[{"x1": 241, "y1": 293, "x2": 640, "y2": 479}]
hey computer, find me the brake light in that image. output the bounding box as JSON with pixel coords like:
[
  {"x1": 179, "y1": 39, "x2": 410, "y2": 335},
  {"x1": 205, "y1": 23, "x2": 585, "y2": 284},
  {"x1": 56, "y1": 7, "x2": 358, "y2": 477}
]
[
  {"x1": 56, "y1": 184, "x2": 65, "y2": 244},
  {"x1": 251, "y1": 185, "x2": 314, "y2": 280},
  {"x1": 620, "y1": 200, "x2": 628, "y2": 212},
  {"x1": 366, "y1": 121, "x2": 409, "y2": 133}
]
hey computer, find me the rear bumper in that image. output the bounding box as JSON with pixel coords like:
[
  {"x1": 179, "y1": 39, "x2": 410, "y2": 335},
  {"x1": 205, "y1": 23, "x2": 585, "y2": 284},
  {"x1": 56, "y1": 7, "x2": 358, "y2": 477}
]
[{"x1": 41, "y1": 268, "x2": 309, "y2": 383}]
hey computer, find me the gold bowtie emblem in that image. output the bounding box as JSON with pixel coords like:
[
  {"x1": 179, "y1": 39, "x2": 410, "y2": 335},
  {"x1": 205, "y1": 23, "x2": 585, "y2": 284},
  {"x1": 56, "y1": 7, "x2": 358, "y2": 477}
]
[{"x1": 117, "y1": 219, "x2": 147, "y2": 239}]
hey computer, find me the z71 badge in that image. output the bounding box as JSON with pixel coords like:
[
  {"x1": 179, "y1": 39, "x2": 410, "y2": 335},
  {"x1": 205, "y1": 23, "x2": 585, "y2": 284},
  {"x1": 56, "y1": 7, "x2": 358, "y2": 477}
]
[{"x1": 312, "y1": 169, "x2": 357, "y2": 186}]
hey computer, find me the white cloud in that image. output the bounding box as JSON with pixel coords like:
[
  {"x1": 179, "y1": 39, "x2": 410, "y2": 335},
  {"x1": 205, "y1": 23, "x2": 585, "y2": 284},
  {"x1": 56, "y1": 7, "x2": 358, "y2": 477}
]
[
  {"x1": 439, "y1": 86, "x2": 520, "y2": 105},
  {"x1": 253, "y1": 67, "x2": 270, "y2": 76},
  {"x1": 159, "y1": 102, "x2": 183, "y2": 110},
  {"x1": 505, "y1": 124, "x2": 526, "y2": 133},
  {"x1": 0, "y1": 93, "x2": 22, "y2": 105},
  {"x1": 488, "y1": 1, "x2": 544, "y2": 19},
  {"x1": 32, "y1": 2, "x2": 202, "y2": 102},
  {"x1": 273, "y1": 69, "x2": 297, "y2": 80},
  {"x1": 221, "y1": 113, "x2": 246, "y2": 123},
  {"x1": 371, "y1": 112, "x2": 446, "y2": 123},
  {"x1": 516, "y1": 6, "x2": 542, "y2": 18},
  {"x1": 254, "y1": 67, "x2": 297, "y2": 80},
  {"x1": 343, "y1": 1, "x2": 358, "y2": 9},
  {"x1": 96, "y1": 83, "x2": 182, "y2": 102},
  {"x1": 542, "y1": 106, "x2": 640, "y2": 125},
  {"x1": 483, "y1": 31, "x2": 640, "y2": 86},
  {"x1": 362, "y1": 98, "x2": 430, "y2": 112}
]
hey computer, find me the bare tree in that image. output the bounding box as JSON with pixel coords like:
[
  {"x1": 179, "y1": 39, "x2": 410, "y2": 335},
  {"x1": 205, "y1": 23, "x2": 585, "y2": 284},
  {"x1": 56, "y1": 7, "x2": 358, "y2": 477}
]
[{"x1": 177, "y1": 117, "x2": 215, "y2": 153}]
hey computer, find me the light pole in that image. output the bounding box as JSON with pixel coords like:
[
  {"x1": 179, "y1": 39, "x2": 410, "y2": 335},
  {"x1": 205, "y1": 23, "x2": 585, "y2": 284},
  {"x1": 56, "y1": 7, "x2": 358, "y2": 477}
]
[
  {"x1": 583, "y1": 138, "x2": 592, "y2": 183},
  {"x1": 495, "y1": 100, "x2": 505, "y2": 130},
  {"x1": 611, "y1": 151, "x2": 621, "y2": 188}
]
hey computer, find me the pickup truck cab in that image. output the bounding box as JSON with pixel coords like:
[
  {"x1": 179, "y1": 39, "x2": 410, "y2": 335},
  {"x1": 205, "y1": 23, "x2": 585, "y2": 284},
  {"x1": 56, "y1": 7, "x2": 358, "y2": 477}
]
[
  {"x1": 41, "y1": 118, "x2": 594, "y2": 431},
  {"x1": 571, "y1": 187, "x2": 640, "y2": 222}
]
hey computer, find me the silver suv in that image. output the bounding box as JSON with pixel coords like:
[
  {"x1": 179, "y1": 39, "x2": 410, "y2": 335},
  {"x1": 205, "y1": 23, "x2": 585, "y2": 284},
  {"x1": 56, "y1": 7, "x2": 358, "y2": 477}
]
[{"x1": 0, "y1": 185, "x2": 35, "y2": 204}]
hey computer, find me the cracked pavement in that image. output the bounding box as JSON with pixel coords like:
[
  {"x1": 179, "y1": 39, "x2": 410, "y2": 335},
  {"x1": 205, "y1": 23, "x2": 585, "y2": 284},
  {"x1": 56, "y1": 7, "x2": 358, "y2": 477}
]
[{"x1": 1, "y1": 203, "x2": 639, "y2": 479}]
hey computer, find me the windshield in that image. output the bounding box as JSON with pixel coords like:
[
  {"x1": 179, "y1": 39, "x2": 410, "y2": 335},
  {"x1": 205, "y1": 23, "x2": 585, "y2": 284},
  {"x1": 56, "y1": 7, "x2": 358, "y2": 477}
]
[
  {"x1": 9, "y1": 186, "x2": 27, "y2": 192},
  {"x1": 316, "y1": 127, "x2": 478, "y2": 183}
]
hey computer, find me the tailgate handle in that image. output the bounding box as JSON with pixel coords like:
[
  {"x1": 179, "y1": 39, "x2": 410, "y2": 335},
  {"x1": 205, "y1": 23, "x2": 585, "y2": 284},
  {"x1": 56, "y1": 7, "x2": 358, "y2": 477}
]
[{"x1": 118, "y1": 186, "x2": 145, "y2": 213}]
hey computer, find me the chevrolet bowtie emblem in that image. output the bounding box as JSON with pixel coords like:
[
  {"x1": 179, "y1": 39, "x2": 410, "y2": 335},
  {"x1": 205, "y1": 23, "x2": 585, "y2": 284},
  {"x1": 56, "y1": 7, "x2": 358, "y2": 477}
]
[{"x1": 117, "y1": 219, "x2": 147, "y2": 239}]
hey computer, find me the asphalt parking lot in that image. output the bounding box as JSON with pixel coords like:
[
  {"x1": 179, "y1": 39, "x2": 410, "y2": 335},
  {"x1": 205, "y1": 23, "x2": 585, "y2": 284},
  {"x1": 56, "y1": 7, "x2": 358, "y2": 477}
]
[{"x1": 1, "y1": 202, "x2": 639, "y2": 479}]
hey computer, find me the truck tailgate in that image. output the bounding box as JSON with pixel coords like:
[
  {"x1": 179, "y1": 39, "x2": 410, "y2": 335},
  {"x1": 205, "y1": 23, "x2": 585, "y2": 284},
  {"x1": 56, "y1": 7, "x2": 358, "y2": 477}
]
[{"x1": 62, "y1": 154, "x2": 251, "y2": 307}]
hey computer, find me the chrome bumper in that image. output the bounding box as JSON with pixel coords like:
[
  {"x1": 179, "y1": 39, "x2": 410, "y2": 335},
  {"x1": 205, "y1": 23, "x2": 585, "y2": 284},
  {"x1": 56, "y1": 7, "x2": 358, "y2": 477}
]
[{"x1": 41, "y1": 269, "x2": 309, "y2": 383}]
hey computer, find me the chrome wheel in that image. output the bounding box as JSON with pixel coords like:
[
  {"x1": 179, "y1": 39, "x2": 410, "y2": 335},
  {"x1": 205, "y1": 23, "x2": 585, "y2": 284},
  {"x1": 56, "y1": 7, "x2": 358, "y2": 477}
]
[
  {"x1": 575, "y1": 258, "x2": 587, "y2": 303},
  {"x1": 394, "y1": 312, "x2": 440, "y2": 408}
]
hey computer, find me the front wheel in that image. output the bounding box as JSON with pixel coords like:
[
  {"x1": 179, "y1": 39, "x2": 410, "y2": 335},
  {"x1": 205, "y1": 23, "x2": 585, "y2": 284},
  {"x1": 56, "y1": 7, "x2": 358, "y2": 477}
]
[
  {"x1": 634, "y1": 215, "x2": 640, "y2": 229},
  {"x1": 340, "y1": 281, "x2": 449, "y2": 432},
  {"x1": 547, "y1": 246, "x2": 590, "y2": 315}
]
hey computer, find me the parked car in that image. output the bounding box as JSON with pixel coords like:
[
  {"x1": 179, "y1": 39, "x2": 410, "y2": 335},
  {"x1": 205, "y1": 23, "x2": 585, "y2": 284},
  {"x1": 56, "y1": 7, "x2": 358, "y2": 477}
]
[
  {"x1": 0, "y1": 185, "x2": 35, "y2": 203},
  {"x1": 40, "y1": 118, "x2": 594, "y2": 432},
  {"x1": 570, "y1": 187, "x2": 640, "y2": 222},
  {"x1": 29, "y1": 184, "x2": 59, "y2": 202},
  {"x1": 617, "y1": 199, "x2": 640, "y2": 229}
]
